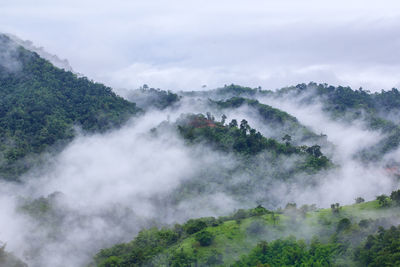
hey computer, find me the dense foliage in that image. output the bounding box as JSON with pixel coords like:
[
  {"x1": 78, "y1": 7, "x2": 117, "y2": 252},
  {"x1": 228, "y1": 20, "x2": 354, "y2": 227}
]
[
  {"x1": 355, "y1": 226, "x2": 400, "y2": 266},
  {"x1": 93, "y1": 227, "x2": 180, "y2": 267},
  {"x1": 195, "y1": 230, "x2": 215, "y2": 246},
  {"x1": 233, "y1": 238, "x2": 336, "y2": 267},
  {"x1": 93, "y1": 198, "x2": 400, "y2": 266},
  {"x1": 93, "y1": 207, "x2": 272, "y2": 266},
  {"x1": 176, "y1": 113, "x2": 330, "y2": 171},
  {"x1": 0, "y1": 34, "x2": 140, "y2": 180}
]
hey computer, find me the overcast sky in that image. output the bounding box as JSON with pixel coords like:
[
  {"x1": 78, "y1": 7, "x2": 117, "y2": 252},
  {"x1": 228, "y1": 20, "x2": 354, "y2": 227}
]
[{"x1": 1, "y1": 0, "x2": 400, "y2": 92}]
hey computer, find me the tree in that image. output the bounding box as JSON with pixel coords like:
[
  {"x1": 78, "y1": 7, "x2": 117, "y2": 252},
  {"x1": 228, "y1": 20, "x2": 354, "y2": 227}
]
[
  {"x1": 306, "y1": 145, "x2": 323, "y2": 158},
  {"x1": 206, "y1": 112, "x2": 214, "y2": 121},
  {"x1": 390, "y1": 189, "x2": 400, "y2": 206},
  {"x1": 221, "y1": 114, "x2": 227, "y2": 125},
  {"x1": 240, "y1": 119, "x2": 250, "y2": 134},
  {"x1": 229, "y1": 119, "x2": 238, "y2": 128},
  {"x1": 98, "y1": 256, "x2": 122, "y2": 267},
  {"x1": 183, "y1": 219, "x2": 207, "y2": 235},
  {"x1": 376, "y1": 194, "x2": 391, "y2": 207},
  {"x1": 355, "y1": 197, "x2": 365, "y2": 204},
  {"x1": 271, "y1": 213, "x2": 280, "y2": 226},
  {"x1": 331, "y1": 203, "x2": 340, "y2": 214},
  {"x1": 282, "y1": 134, "x2": 292, "y2": 146},
  {"x1": 195, "y1": 230, "x2": 214, "y2": 246}
]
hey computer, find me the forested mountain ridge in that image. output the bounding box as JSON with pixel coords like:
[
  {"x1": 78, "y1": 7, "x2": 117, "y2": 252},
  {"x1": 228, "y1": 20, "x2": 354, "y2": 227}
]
[
  {"x1": 185, "y1": 83, "x2": 400, "y2": 161},
  {"x1": 272, "y1": 83, "x2": 400, "y2": 161},
  {"x1": 0, "y1": 34, "x2": 140, "y2": 180},
  {"x1": 210, "y1": 97, "x2": 327, "y2": 146}
]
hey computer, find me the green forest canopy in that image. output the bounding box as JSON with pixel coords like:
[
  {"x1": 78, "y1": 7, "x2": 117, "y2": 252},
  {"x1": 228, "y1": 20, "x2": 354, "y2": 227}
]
[{"x1": 0, "y1": 34, "x2": 140, "y2": 180}]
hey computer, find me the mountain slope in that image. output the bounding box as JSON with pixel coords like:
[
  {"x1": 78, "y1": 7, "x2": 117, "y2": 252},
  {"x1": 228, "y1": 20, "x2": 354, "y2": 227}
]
[
  {"x1": 210, "y1": 97, "x2": 327, "y2": 146},
  {"x1": 188, "y1": 83, "x2": 400, "y2": 162},
  {"x1": 0, "y1": 34, "x2": 140, "y2": 180},
  {"x1": 272, "y1": 83, "x2": 400, "y2": 161},
  {"x1": 93, "y1": 195, "x2": 400, "y2": 266}
]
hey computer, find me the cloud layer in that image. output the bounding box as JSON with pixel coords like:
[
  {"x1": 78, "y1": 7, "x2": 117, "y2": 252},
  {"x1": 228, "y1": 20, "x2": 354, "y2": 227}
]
[{"x1": 1, "y1": 0, "x2": 400, "y2": 91}]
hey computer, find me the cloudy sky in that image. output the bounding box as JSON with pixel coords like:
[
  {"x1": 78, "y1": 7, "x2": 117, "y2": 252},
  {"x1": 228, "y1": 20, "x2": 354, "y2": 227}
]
[{"x1": 1, "y1": 0, "x2": 400, "y2": 91}]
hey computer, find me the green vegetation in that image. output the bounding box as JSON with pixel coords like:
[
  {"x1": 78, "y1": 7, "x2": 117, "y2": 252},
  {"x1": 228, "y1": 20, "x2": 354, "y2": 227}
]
[
  {"x1": 126, "y1": 85, "x2": 180, "y2": 110},
  {"x1": 93, "y1": 192, "x2": 400, "y2": 266},
  {"x1": 4, "y1": 32, "x2": 400, "y2": 266},
  {"x1": 195, "y1": 230, "x2": 215, "y2": 246},
  {"x1": 216, "y1": 84, "x2": 259, "y2": 96},
  {"x1": 93, "y1": 206, "x2": 273, "y2": 266},
  {"x1": 233, "y1": 238, "x2": 337, "y2": 267},
  {"x1": 17, "y1": 192, "x2": 60, "y2": 221},
  {"x1": 151, "y1": 113, "x2": 332, "y2": 209},
  {"x1": 186, "y1": 83, "x2": 400, "y2": 161},
  {"x1": 354, "y1": 225, "x2": 400, "y2": 266},
  {"x1": 211, "y1": 97, "x2": 325, "y2": 145},
  {"x1": 0, "y1": 34, "x2": 140, "y2": 180},
  {"x1": 176, "y1": 113, "x2": 330, "y2": 171},
  {"x1": 182, "y1": 84, "x2": 261, "y2": 99},
  {"x1": 275, "y1": 82, "x2": 400, "y2": 161},
  {"x1": 94, "y1": 228, "x2": 180, "y2": 267}
]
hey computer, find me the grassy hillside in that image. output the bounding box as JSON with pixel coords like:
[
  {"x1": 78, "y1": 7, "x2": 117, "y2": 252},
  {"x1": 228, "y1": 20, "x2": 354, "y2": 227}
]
[
  {"x1": 92, "y1": 193, "x2": 400, "y2": 266},
  {"x1": 0, "y1": 34, "x2": 140, "y2": 180}
]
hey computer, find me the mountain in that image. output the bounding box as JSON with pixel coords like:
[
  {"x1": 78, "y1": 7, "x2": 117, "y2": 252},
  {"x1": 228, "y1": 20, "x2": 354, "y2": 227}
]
[
  {"x1": 0, "y1": 34, "x2": 140, "y2": 180},
  {"x1": 185, "y1": 83, "x2": 400, "y2": 162},
  {"x1": 2, "y1": 34, "x2": 400, "y2": 267}
]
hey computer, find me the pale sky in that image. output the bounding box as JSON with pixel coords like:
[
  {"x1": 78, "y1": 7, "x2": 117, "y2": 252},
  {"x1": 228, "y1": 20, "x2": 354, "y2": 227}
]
[{"x1": 1, "y1": 0, "x2": 400, "y2": 91}]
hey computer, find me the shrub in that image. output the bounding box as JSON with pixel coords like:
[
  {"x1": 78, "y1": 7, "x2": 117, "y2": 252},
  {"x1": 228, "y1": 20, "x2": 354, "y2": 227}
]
[
  {"x1": 195, "y1": 230, "x2": 214, "y2": 246},
  {"x1": 355, "y1": 197, "x2": 365, "y2": 204},
  {"x1": 183, "y1": 219, "x2": 207, "y2": 235}
]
